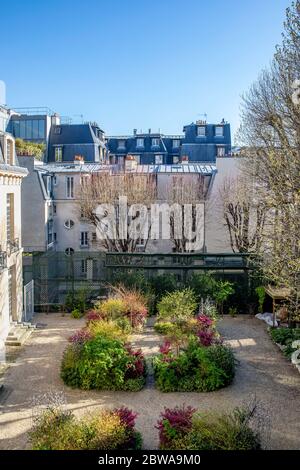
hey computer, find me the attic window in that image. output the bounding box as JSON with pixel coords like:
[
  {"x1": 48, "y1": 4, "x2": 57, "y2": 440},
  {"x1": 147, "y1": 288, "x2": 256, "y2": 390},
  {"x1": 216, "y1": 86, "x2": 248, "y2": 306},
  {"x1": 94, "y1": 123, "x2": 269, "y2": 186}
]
[{"x1": 54, "y1": 127, "x2": 61, "y2": 134}]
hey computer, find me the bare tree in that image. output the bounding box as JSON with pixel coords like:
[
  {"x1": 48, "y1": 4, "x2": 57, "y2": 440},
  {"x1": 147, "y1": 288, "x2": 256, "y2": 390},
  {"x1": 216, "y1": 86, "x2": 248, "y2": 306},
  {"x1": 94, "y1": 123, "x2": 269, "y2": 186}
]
[
  {"x1": 80, "y1": 172, "x2": 157, "y2": 252},
  {"x1": 238, "y1": 1, "x2": 300, "y2": 319},
  {"x1": 166, "y1": 174, "x2": 206, "y2": 252},
  {"x1": 220, "y1": 176, "x2": 267, "y2": 254}
]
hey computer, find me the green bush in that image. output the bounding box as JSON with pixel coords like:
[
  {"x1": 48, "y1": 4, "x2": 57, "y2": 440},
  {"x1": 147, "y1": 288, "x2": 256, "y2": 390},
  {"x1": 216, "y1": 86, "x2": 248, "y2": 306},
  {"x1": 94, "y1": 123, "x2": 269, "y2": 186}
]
[
  {"x1": 71, "y1": 308, "x2": 83, "y2": 319},
  {"x1": 157, "y1": 404, "x2": 261, "y2": 450},
  {"x1": 65, "y1": 287, "x2": 91, "y2": 313},
  {"x1": 29, "y1": 406, "x2": 142, "y2": 450},
  {"x1": 87, "y1": 319, "x2": 129, "y2": 342},
  {"x1": 154, "y1": 321, "x2": 179, "y2": 335},
  {"x1": 157, "y1": 288, "x2": 197, "y2": 323},
  {"x1": 98, "y1": 298, "x2": 127, "y2": 320},
  {"x1": 153, "y1": 340, "x2": 235, "y2": 392},
  {"x1": 61, "y1": 336, "x2": 146, "y2": 391},
  {"x1": 270, "y1": 327, "x2": 300, "y2": 358}
]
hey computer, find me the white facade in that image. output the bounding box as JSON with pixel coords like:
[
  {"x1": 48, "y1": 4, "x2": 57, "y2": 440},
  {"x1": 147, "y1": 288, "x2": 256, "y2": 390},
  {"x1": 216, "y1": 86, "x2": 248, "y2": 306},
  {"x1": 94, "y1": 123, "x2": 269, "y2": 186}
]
[{"x1": 0, "y1": 130, "x2": 28, "y2": 347}]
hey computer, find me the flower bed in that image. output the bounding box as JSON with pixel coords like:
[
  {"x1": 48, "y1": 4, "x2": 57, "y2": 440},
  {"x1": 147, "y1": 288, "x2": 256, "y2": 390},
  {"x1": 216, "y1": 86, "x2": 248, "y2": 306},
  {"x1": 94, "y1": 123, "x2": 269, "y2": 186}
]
[
  {"x1": 29, "y1": 406, "x2": 142, "y2": 450},
  {"x1": 61, "y1": 315, "x2": 146, "y2": 391},
  {"x1": 153, "y1": 289, "x2": 235, "y2": 392},
  {"x1": 153, "y1": 340, "x2": 235, "y2": 392},
  {"x1": 156, "y1": 404, "x2": 262, "y2": 450}
]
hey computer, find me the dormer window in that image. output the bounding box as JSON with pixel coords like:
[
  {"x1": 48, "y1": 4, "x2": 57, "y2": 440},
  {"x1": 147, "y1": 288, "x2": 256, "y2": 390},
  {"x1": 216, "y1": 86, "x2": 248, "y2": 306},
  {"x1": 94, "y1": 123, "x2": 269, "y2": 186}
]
[
  {"x1": 118, "y1": 140, "x2": 126, "y2": 149},
  {"x1": 173, "y1": 139, "x2": 180, "y2": 148},
  {"x1": 197, "y1": 126, "x2": 206, "y2": 137},
  {"x1": 152, "y1": 138, "x2": 160, "y2": 147},
  {"x1": 54, "y1": 126, "x2": 61, "y2": 134},
  {"x1": 136, "y1": 138, "x2": 144, "y2": 148},
  {"x1": 215, "y1": 126, "x2": 224, "y2": 137}
]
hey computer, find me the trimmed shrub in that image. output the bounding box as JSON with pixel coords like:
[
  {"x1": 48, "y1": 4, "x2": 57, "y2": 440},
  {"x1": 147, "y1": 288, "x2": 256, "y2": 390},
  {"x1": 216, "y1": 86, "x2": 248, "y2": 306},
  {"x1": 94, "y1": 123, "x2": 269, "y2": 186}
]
[
  {"x1": 157, "y1": 405, "x2": 262, "y2": 450},
  {"x1": 61, "y1": 336, "x2": 146, "y2": 391},
  {"x1": 153, "y1": 340, "x2": 235, "y2": 392},
  {"x1": 29, "y1": 406, "x2": 142, "y2": 450}
]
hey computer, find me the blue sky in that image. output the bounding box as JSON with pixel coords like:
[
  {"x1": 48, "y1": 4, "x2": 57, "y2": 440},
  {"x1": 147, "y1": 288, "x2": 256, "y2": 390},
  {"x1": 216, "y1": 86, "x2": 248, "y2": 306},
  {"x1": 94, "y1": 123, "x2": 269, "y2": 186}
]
[{"x1": 0, "y1": 0, "x2": 291, "y2": 140}]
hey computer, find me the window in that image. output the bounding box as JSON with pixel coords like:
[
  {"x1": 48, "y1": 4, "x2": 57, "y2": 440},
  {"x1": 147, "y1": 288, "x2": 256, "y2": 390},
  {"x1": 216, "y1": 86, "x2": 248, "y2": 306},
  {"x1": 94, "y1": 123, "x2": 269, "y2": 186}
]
[
  {"x1": 64, "y1": 219, "x2": 75, "y2": 229},
  {"x1": 155, "y1": 154, "x2": 163, "y2": 164},
  {"x1": 197, "y1": 126, "x2": 206, "y2": 136},
  {"x1": 217, "y1": 146, "x2": 226, "y2": 157},
  {"x1": 152, "y1": 138, "x2": 160, "y2": 147},
  {"x1": 38, "y1": 119, "x2": 45, "y2": 139},
  {"x1": 136, "y1": 138, "x2": 144, "y2": 148},
  {"x1": 118, "y1": 140, "x2": 126, "y2": 149},
  {"x1": 92, "y1": 232, "x2": 97, "y2": 242},
  {"x1": 81, "y1": 259, "x2": 87, "y2": 274},
  {"x1": 32, "y1": 120, "x2": 39, "y2": 139},
  {"x1": 173, "y1": 139, "x2": 180, "y2": 148},
  {"x1": 54, "y1": 127, "x2": 61, "y2": 134},
  {"x1": 80, "y1": 231, "x2": 89, "y2": 247},
  {"x1": 66, "y1": 176, "x2": 74, "y2": 198},
  {"x1": 6, "y1": 193, "x2": 14, "y2": 243},
  {"x1": 54, "y1": 233, "x2": 57, "y2": 242},
  {"x1": 6, "y1": 139, "x2": 14, "y2": 165},
  {"x1": 215, "y1": 126, "x2": 224, "y2": 137},
  {"x1": 135, "y1": 155, "x2": 141, "y2": 164},
  {"x1": 65, "y1": 247, "x2": 74, "y2": 256},
  {"x1": 55, "y1": 147, "x2": 63, "y2": 162},
  {"x1": 53, "y1": 175, "x2": 57, "y2": 185},
  {"x1": 173, "y1": 156, "x2": 179, "y2": 164},
  {"x1": 47, "y1": 176, "x2": 52, "y2": 195}
]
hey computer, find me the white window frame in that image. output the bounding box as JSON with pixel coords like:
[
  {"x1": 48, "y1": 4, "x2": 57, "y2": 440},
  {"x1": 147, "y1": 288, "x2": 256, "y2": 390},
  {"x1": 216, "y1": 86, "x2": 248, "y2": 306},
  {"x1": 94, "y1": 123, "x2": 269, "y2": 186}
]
[
  {"x1": 155, "y1": 154, "x2": 163, "y2": 164},
  {"x1": 66, "y1": 176, "x2": 74, "y2": 199},
  {"x1": 217, "y1": 146, "x2": 226, "y2": 157},
  {"x1": 215, "y1": 126, "x2": 224, "y2": 137},
  {"x1": 80, "y1": 231, "x2": 89, "y2": 247},
  {"x1": 136, "y1": 138, "x2": 144, "y2": 148},
  {"x1": 64, "y1": 219, "x2": 75, "y2": 229},
  {"x1": 197, "y1": 126, "x2": 206, "y2": 137},
  {"x1": 173, "y1": 139, "x2": 180, "y2": 148},
  {"x1": 55, "y1": 146, "x2": 63, "y2": 162},
  {"x1": 152, "y1": 138, "x2": 160, "y2": 147},
  {"x1": 173, "y1": 156, "x2": 180, "y2": 164},
  {"x1": 118, "y1": 140, "x2": 126, "y2": 149}
]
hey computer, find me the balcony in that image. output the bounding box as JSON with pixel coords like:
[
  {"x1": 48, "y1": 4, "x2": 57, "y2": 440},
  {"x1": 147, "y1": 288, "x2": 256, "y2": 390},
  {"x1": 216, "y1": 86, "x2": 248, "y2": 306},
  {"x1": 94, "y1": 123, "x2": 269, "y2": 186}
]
[
  {"x1": 0, "y1": 250, "x2": 7, "y2": 272},
  {"x1": 7, "y1": 238, "x2": 20, "y2": 255}
]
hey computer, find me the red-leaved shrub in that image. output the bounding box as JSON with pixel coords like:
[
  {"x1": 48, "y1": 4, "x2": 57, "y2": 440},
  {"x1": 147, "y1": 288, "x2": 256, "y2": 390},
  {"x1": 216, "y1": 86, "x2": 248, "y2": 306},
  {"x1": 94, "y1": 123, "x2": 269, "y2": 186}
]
[
  {"x1": 68, "y1": 329, "x2": 92, "y2": 344},
  {"x1": 156, "y1": 405, "x2": 196, "y2": 448}
]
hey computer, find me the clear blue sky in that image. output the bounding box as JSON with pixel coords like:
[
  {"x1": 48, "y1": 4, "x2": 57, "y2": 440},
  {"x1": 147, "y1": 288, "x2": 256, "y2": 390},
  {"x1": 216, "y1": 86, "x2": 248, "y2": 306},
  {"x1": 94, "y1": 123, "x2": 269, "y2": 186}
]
[{"x1": 0, "y1": 0, "x2": 291, "y2": 139}]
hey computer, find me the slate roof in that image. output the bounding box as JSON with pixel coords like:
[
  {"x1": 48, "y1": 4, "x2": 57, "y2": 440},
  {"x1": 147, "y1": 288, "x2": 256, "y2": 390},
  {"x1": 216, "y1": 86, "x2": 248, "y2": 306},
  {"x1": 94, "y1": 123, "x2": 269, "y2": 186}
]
[{"x1": 49, "y1": 124, "x2": 103, "y2": 146}]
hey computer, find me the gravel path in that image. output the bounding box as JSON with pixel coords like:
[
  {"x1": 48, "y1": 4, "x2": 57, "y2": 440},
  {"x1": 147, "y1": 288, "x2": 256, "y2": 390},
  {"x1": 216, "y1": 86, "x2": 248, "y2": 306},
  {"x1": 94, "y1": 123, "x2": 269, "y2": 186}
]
[{"x1": 0, "y1": 313, "x2": 300, "y2": 450}]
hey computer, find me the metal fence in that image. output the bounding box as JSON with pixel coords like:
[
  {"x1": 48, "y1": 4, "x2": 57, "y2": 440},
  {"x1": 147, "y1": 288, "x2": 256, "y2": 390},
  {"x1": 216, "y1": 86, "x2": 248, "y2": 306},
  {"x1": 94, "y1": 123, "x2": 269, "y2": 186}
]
[{"x1": 22, "y1": 251, "x2": 253, "y2": 310}]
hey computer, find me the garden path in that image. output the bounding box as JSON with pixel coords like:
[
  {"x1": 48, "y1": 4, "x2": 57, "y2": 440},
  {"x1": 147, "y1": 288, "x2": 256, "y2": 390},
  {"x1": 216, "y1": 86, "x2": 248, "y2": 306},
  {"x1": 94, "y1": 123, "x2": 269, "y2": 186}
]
[{"x1": 0, "y1": 313, "x2": 300, "y2": 450}]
